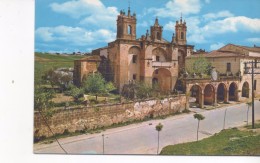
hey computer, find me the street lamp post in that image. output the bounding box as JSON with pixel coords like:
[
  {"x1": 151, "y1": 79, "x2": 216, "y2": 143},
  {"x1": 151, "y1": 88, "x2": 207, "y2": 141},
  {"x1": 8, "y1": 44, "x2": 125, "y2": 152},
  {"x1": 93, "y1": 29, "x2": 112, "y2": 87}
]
[
  {"x1": 244, "y1": 60, "x2": 260, "y2": 129},
  {"x1": 102, "y1": 134, "x2": 104, "y2": 154},
  {"x1": 223, "y1": 108, "x2": 227, "y2": 130}
]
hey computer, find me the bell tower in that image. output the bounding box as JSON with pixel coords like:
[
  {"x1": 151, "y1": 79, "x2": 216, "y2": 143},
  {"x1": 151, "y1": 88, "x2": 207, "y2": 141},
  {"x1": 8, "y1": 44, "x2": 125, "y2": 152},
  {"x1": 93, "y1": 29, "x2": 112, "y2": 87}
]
[
  {"x1": 150, "y1": 17, "x2": 163, "y2": 41},
  {"x1": 175, "y1": 16, "x2": 187, "y2": 45},
  {"x1": 116, "y1": 7, "x2": 136, "y2": 40}
]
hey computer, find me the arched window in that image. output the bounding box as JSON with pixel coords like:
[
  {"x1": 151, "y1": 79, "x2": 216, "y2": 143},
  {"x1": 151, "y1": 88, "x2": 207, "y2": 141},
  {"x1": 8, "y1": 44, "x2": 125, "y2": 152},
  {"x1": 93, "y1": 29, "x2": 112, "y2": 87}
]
[
  {"x1": 181, "y1": 32, "x2": 184, "y2": 39},
  {"x1": 157, "y1": 32, "x2": 161, "y2": 40},
  {"x1": 128, "y1": 25, "x2": 132, "y2": 35}
]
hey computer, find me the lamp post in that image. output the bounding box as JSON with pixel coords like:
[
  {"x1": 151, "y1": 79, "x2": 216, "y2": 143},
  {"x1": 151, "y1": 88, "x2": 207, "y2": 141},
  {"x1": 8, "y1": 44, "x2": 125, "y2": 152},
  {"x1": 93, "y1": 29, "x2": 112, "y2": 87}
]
[
  {"x1": 102, "y1": 134, "x2": 104, "y2": 154},
  {"x1": 223, "y1": 108, "x2": 227, "y2": 130},
  {"x1": 244, "y1": 60, "x2": 260, "y2": 129}
]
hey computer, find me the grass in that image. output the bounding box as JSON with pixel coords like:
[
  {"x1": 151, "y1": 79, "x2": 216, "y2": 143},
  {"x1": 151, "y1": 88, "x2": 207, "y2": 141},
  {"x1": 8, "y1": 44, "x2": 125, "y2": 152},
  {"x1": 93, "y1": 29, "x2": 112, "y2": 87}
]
[
  {"x1": 245, "y1": 122, "x2": 260, "y2": 129},
  {"x1": 34, "y1": 52, "x2": 85, "y2": 84},
  {"x1": 160, "y1": 124, "x2": 260, "y2": 155}
]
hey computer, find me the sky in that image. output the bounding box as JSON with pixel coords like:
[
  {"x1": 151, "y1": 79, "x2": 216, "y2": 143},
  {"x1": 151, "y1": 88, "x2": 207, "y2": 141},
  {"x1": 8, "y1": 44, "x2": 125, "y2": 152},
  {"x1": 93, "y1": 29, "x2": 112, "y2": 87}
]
[{"x1": 35, "y1": 0, "x2": 260, "y2": 53}]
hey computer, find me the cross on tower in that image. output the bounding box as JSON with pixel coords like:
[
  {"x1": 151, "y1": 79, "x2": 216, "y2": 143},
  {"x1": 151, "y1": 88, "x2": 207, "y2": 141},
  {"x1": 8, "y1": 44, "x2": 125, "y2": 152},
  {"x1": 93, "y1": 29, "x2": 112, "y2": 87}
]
[{"x1": 128, "y1": 0, "x2": 131, "y2": 9}]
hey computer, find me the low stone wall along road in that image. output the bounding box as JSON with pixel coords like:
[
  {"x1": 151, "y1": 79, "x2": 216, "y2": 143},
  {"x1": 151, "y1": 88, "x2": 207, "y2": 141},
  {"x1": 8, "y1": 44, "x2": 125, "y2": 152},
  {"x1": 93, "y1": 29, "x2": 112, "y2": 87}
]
[{"x1": 34, "y1": 101, "x2": 260, "y2": 155}]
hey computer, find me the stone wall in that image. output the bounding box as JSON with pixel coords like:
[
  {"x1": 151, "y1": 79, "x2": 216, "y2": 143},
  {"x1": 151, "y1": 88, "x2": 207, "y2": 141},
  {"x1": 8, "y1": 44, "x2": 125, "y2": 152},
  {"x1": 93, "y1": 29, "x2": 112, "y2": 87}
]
[{"x1": 34, "y1": 95, "x2": 186, "y2": 137}]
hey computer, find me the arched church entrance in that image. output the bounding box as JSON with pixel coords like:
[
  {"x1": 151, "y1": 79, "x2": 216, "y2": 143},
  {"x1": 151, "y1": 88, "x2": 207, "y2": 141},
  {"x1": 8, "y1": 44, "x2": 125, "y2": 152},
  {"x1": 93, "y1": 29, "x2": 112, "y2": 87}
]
[
  {"x1": 204, "y1": 84, "x2": 215, "y2": 105},
  {"x1": 229, "y1": 82, "x2": 238, "y2": 101},
  {"x1": 152, "y1": 68, "x2": 171, "y2": 92},
  {"x1": 242, "y1": 82, "x2": 249, "y2": 98}
]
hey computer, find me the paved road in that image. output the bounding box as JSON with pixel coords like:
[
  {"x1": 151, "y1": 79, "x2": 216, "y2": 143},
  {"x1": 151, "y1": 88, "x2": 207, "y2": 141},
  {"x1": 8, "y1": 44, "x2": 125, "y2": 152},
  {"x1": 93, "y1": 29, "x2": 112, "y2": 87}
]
[{"x1": 34, "y1": 101, "x2": 260, "y2": 155}]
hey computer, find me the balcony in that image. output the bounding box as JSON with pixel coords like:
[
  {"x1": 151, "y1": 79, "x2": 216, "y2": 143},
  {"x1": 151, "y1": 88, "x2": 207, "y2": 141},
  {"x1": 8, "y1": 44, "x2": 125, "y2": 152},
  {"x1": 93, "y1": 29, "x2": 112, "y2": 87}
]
[{"x1": 152, "y1": 61, "x2": 172, "y2": 68}]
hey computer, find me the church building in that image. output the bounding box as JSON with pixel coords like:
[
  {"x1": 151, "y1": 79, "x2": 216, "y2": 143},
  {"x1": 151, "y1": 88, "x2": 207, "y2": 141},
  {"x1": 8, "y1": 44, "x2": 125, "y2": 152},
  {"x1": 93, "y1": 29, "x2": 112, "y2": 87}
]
[{"x1": 73, "y1": 7, "x2": 194, "y2": 93}]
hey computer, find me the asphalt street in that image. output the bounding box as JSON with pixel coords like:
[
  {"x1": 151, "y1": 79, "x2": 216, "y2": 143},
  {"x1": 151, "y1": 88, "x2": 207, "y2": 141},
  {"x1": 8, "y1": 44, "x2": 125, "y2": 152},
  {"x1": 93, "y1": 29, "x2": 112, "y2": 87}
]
[{"x1": 34, "y1": 101, "x2": 260, "y2": 155}]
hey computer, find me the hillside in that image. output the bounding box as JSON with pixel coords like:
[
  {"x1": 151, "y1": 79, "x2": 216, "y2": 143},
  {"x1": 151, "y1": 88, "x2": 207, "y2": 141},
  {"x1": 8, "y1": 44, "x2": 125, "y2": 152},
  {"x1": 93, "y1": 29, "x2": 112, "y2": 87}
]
[{"x1": 34, "y1": 52, "x2": 86, "y2": 84}]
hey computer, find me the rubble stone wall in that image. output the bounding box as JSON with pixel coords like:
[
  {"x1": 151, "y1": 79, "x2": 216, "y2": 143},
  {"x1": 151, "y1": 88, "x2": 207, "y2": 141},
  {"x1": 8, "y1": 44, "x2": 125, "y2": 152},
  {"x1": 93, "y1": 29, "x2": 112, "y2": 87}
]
[{"x1": 34, "y1": 95, "x2": 186, "y2": 137}]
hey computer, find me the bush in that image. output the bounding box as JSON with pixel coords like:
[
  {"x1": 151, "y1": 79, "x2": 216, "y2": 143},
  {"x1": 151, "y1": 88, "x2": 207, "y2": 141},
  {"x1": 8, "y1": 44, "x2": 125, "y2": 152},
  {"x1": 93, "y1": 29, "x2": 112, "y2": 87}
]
[
  {"x1": 65, "y1": 84, "x2": 84, "y2": 102},
  {"x1": 34, "y1": 86, "x2": 54, "y2": 110},
  {"x1": 83, "y1": 73, "x2": 116, "y2": 100},
  {"x1": 63, "y1": 129, "x2": 69, "y2": 135},
  {"x1": 136, "y1": 82, "x2": 153, "y2": 99}
]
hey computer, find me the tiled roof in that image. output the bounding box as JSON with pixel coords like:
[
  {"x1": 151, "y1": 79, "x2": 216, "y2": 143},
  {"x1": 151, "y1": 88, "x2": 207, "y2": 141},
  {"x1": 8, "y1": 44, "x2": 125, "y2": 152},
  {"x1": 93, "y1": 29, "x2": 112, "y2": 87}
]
[
  {"x1": 187, "y1": 50, "x2": 245, "y2": 58},
  {"x1": 228, "y1": 44, "x2": 260, "y2": 53},
  {"x1": 188, "y1": 44, "x2": 260, "y2": 58},
  {"x1": 220, "y1": 44, "x2": 260, "y2": 52}
]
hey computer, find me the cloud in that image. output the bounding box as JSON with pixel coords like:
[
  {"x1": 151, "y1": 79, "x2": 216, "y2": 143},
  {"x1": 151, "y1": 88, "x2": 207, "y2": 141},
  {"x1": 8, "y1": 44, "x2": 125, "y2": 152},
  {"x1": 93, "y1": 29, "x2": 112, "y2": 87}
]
[
  {"x1": 210, "y1": 42, "x2": 225, "y2": 50},
  {"x1": 185, "y1": 16, "x2": 260, "y2": 44},
  {"x1": 148, "y1": 0, "x2": 201, "y2": 18},
  {"x1": 178, "y1": 16, "x2": 207, "y2": 43},
  {"x1": 50, "y1": 0, "x2": 119, "y2": 29},
  {"x1": 35, "y1": 25, "x2": 116, "y2": 46},
  {"x1": 164, "y1": 21, "x2": 175, "y2": 31},
  {"x1": 246, "y1": 38, "x2": 260, "y2": 44},
  {"x1": 203, "y1": 10, "x2": 234, "y2": 20},
  {"x1": 164, "y1": 16, "x2": 206, "y2": 43},
  {"x1": 204, "y1": 0, "x2": 210, "y2": 4},
  {"x1": 137, "y1": 21, "x2": 149, "y2": 28},
  {"x1": 50, "y1": 0, "x2": 102, "y2": 18},
  {"x1": 202, "y1": 16, "x2": 260, "y2": 34}
]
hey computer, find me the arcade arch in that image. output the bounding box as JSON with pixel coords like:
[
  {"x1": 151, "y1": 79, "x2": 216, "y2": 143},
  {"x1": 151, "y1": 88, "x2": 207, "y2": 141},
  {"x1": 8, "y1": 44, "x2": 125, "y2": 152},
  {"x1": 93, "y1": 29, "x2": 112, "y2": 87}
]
[
  {"x1": 189, "y1": 85, "x2": 203, "y2": 108},
  {"x1": 217, "y1": 83, "x2": 228, "y2": 103},
  {"x1": 229, "y1": 82, "x2": 238, "y2": 101},
  {"x1": 204, "y1": 84, "x2": 215, "y2": 105},
  {"x1": 242, "y1": 81, "x2": 249, "y2": 98}
]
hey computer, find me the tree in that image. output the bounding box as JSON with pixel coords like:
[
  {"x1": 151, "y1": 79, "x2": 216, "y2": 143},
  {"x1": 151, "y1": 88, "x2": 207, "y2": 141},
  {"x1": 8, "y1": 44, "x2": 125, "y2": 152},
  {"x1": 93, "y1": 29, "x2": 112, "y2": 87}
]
[
  {"x1": 43, "y1": 68, "x2": 72, "y2": 92},
  {"x1": 34, "y1": 86, "x2": 54, "y2": 111},
  {"x1": 83, "y1": 73, "x2": 106, "y2": 100},
  {"x1": 186, "y1": 55, "x2": 212, "y2": 76},
  {"x1": 136, "y1": 82, "x2": 153, "y2": 99},
  {"x1": 60, "y1": 73, "x2": 73, "y2": 90},
  {"x1": 193, "y1": 113, "x2": 205, "y2": 141},
  {"x1": 246, "y1": 101, "x2": 252, "y2": 126},
  {"x1": 43, "y1": 68, "x2": 59, "y2": 87},
  {"x1": 67, "y1": 84, "x2": 84, "y2": 103},
  {"x1": 155, "y1": 123, "x2": 163, "y2": 154},
  {"x1": 105, "y1": 82, "x2": 116, "y2": 94}
]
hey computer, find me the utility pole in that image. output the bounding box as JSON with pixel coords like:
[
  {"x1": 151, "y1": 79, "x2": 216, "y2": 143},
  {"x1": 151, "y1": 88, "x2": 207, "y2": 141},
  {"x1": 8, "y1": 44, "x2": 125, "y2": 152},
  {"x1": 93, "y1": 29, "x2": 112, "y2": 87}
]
[
  {"x1": 251, "y1": 61, "x2": 255, "y2": 129},
  {"x1": 223, "y1": 108, "x2": 227, "y2": 130},
  {"x1": 102, "y1": 134, "x2": 105, "y2": 154},
  {"x1": 244, "y1": 60, "x2": 260, "y2": 129}
]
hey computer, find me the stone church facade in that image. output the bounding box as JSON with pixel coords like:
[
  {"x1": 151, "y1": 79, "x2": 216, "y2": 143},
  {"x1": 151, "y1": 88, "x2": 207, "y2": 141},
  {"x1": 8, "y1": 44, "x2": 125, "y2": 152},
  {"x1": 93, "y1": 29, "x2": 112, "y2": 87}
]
[{"x1": 74, "y1": 8, "x2": 193, "y2": 93}]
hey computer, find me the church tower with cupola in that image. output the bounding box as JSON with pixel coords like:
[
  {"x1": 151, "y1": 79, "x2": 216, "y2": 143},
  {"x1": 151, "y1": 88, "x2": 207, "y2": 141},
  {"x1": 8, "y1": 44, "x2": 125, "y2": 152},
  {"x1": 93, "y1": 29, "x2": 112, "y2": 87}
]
[
  {"x1": 150, "y1": 17, "x2": 163, "y2": 41},
  {"x1": 175, "y1": 16, "x2": 187, "y2": 45},
  {"x1": 116, "y1": 7, "x2": 137, "y2": 40}
]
